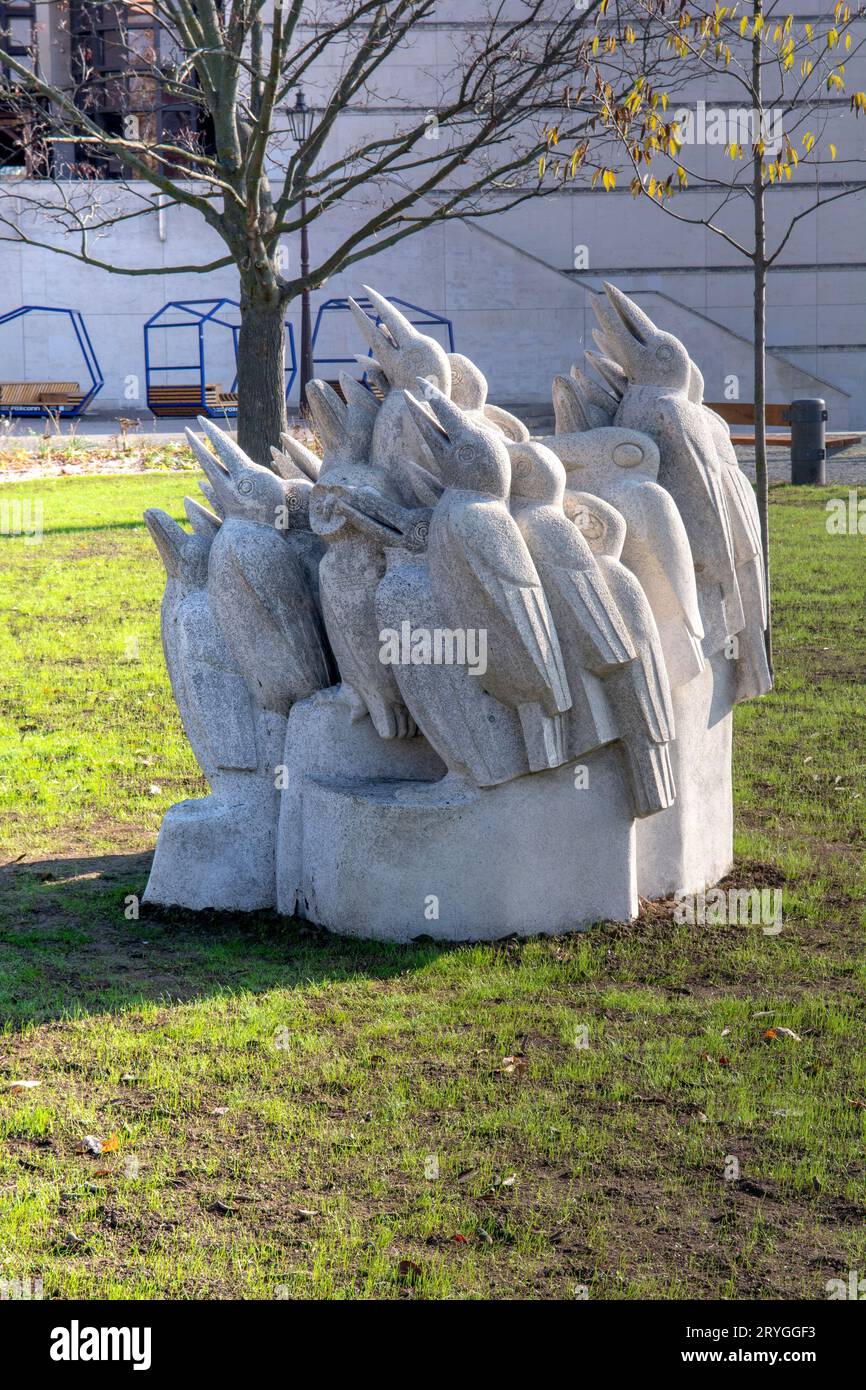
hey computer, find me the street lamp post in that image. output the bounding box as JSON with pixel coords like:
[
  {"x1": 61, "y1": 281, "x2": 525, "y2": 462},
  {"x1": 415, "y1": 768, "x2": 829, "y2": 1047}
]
[{"x1": 287, "y1": 88, "x2": 315, "y2": 410}]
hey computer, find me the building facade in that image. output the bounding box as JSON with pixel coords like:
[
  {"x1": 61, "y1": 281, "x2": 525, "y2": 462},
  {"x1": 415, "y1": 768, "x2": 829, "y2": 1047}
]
[{"x1": 0, "y1": 2, "x2": 863, "y2": 423}]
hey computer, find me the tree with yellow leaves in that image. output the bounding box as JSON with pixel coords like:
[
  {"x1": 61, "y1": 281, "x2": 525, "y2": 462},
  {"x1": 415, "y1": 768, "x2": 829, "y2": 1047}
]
[{"x1": 584, "y1": 0, "x2": 866, "y2": 666}]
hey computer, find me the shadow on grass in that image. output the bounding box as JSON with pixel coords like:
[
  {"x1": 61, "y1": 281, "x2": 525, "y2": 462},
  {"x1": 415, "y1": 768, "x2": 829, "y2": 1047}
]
[{"x1": 0, "y1": 849, "x2": 452, "y2": 1030}]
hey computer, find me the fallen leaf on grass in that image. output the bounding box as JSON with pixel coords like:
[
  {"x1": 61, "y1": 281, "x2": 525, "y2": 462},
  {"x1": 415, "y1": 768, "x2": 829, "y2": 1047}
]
[
  {"x1": 397, "y1": 1259, "x2": 422, "y2": 1284},
  {"x1": 497, "y1": 1055, "x2": 527, "y2": 1075},
  {"x1": 848, "y1": 1098, "x2": 866, "y2": 1110},
  {"x1": 763, "y1": 1027, "x2": 801, "y2": 1043},
  {"x1": 453, "y1": 1233, "x2": 468, "y2": 1244},
  {"x1": 700, "y1": 1052, "x2": 731, "y2": 1066},
  {"x1": 79, "y1": 1132, "x2": 120, "y2": 1156},
  {"x1": 8, "y1": 1080, "x2": 40, "y2": 1091},
  {"x1": 210, "y1": 1107, "x2": 229, "y2": 1116}
]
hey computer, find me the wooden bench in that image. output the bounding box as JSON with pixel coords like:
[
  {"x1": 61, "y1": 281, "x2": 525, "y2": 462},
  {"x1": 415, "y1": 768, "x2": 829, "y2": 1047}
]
[
  {"x1": 0, "y1": 380, "x2": 84, "y2": 412},
  {"x1": 148, "y1": 383, "x2": 238, "y2": 417},
  {"x1": 707, "y1": 401, "x2": 790, "y2": 427},
  {"x1": 708, "y1": 401, "x2": 861, "y2": 450}
]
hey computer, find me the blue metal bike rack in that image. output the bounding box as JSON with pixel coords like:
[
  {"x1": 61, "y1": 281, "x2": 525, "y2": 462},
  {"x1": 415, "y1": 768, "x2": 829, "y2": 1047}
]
[
  {"x1": 144, "y1": 298, "x2": 297, "y2": 417},
  {"x1": 311, "y1": 296, "x2": 455, "y2": 380},
  {"x1": 0, "y1": 305, "x2": 103, "y2": 417}
]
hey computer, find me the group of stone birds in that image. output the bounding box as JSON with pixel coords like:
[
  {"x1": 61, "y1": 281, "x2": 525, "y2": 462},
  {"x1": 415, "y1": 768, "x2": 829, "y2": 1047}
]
[{"x1": 145, "y1": 283, "x2": 771, "y2": 822}]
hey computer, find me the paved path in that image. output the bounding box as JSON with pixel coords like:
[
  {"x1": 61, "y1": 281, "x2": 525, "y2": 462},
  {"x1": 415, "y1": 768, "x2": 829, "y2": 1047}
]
[{"x1": 734, "y1": 441, "x2": 866, "y2": 486}]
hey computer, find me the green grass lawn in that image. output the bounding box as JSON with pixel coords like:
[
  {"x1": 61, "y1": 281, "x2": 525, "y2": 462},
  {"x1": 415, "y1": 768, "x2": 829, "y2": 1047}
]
[{"x1": 0, "y1": 470, "x2": 864, "y2": 1300}]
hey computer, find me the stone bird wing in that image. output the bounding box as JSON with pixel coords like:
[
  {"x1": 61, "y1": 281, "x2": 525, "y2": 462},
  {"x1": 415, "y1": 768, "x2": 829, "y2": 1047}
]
[
  {"x1": 531, "y1": 512, "x2": 636, "y2": 673},
  {"x1": 624, "y1": 480, "x2": 705, "y2": 643},
  {"x1": 722, "y1": 465, "x2": 767, "y2": 628},
  {"x1": 653, "y1": 396, "x2": 737, "y2": 586},
  {"x1": 178, "y1": 595, "x2": 259, "y2": 770},
  {"x1": 211, "y1": 527, "x2": 333, "y2": 714},
  {"x1": 603, "y1": 563, "x2": 674, "y2": 744},
  {"x1": 445, "y1": 502, "x2": 571, "y2": 714}
]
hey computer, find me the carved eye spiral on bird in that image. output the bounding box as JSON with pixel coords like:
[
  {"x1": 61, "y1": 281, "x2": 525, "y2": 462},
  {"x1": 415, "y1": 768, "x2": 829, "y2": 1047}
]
[
  {"x1": 237, "y1": 477, "x2": 254, "y2": 496},
  {"x1": 509, "y1": 452, "x2": 533, "y2": 479},
  {"x1": 578, "y1": 511, "x2": 605, "y2": 543},
  {"x1": 407, "y1": 349, "x2": 427, "y2": 373},
  {"x1": 456, "y1": 442, "x2": 477, "y2": 466},
  {"x1": 410, "y1": 519, "x2": 429, "y2": 547},
  {"x1": 655, "y1": 344, "x2": 674, "y2": 364}
]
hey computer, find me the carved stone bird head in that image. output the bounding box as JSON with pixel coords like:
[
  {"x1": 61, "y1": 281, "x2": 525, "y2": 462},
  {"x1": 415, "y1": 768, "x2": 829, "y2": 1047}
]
[
  {"x1": 349, "y1": 287, "x2": 452, "y2": 397},
  {"x1": 592, "y1": 283, "x2": 691, "y2": 392},
  {"x1": 403, "y1": 378, "x2": 510, "y2": 500}
]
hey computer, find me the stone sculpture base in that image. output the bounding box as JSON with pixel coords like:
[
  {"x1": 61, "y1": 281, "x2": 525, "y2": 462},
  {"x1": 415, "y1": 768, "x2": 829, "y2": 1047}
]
[
  {"x1": 276, "y1": 690, "x2": 637, "y2": 941},
  {"x1": 143, "y1": 794, "x2": 281, "y2": 911},
  {"x1": 635, "y1": 651, "x2": 734, "y2": 899}
]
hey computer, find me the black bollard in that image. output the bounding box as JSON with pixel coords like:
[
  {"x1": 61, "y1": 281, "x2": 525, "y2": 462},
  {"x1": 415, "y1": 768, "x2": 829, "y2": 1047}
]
[{"x1": 789, "y1": 398, "x2": 827, "y2": 485}]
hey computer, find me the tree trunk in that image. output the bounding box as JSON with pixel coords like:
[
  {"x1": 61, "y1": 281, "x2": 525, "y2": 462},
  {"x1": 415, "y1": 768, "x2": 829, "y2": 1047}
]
[
  {"x1": 236, "y1": 279, "x2": 289, "y2": 466},
  {"x1": 752, "y1": 0, "x2": 773, "y2": 674}
]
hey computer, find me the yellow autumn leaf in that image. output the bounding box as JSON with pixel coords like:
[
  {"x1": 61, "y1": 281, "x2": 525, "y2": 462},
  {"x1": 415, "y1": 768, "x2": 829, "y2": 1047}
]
[{"x1": 830, "y1": 143, "x2": 837, "y2": 159}]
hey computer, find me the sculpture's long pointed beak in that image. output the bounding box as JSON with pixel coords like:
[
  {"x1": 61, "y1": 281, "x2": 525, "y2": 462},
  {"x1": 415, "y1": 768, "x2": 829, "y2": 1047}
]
[
  {"x1": 273, "y1": 433, "x2": 322, "y2": 482},
  {"x1": 602, "y1": 282, "x2": 660, "y2": 348},
  {"x1": 360, "y1": 285, "x2": 416, "y2": 350},
  {"x1": 585, "y1": 350, "x2": 628, "y2": 398},
  {"x1": 198, "y1": 479, "x2": 225, "y2": 518},
  {"x1": 195, "y1": 415, "x2": 251, "y2": 480},
  {"x1": 338, "y1": 371, "x2": 379, "y2": 425},
  {"x1": 402, "y1": 390, "x2": 452, "y2": 475},
  {"x1": 305, "y1": 378, "x2": 346, "y2": 453},
  {"x1": 187, "y1": 427, "x2": 235, "y2": 512},
  {"x1": 183, "y1": 495, "x2": 221, "y2": 539},
  {"x1": 144, "y1": 507, "x2": 186, "y2": 577},
  {"x1": 348, "y1": 297, "x2": 398, "y2": 377}
]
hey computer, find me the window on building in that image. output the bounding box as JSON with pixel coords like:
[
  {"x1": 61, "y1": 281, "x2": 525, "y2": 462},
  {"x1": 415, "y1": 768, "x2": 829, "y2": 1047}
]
[
  {"x1": 68, "y1": 2, "x2": 214, "y2": 178},
  {"x1": 0, "y1": 1, "x2": 48, "y2": 175}
]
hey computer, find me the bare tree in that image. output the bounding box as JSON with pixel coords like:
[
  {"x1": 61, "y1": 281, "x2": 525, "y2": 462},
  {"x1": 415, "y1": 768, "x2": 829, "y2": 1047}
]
[
  {"x1": 0, "y1": 0, "x2": 614, "y2": 462},
  {"x1": 587, "y1": 0, "x2": 866, "y2": 667}
]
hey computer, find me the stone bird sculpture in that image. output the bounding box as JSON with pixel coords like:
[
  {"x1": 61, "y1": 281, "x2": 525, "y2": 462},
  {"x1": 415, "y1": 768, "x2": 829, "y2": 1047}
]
[
  {"x1": 349, "y1": 286, "x2": 452, "y2": 499},
  {"x1": 589, "y1": 283, "x2": 743, "y2": 655},
  {"x1": 334, "y1": 485, "x2": 531, "y2": 794},
  {"x1": 447, "y1": 352, "x2": 530, "y2": 442},
  {"x1": 403, "y1": 380, "x2": 572, "y2": 772},
  {"x1": 185, "y1": 417, "x2": 332, "y2": 716},
  {"x1": 143, "y1": 507, "x2": 261, "y2": 786},
  {"x1": 507, "y1": 440, "x2": 637, "y2": 768},
  {"x1": 304, "y1": 372, "x2": 419, "y2": 737}
]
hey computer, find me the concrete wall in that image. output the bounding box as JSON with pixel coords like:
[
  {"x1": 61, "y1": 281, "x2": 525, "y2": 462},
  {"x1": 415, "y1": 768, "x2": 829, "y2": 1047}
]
[{"x1": 0, "y1": 1, "x2": 862, "y2": 424}]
